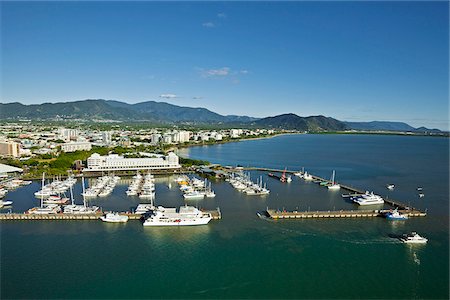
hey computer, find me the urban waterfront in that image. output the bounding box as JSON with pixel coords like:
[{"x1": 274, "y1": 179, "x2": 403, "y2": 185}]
[{"x1": 1, "y1": 134, "x2": 449, "y2": 299}]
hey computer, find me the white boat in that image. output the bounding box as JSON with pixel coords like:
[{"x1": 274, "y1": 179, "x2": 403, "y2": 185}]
[
  {"x1": 303, "y1": 171, "x2": 313, "y2": 180},
  {"x1": 385, "y1": 208, "x2": 408, "y2": 220},
  {"x1": 0, "y1": 200, "x2": 13, "y2": 207},
  {"x1": 327, "y1": 170, "x2": 340, "y2": 190},
  {"x1": 143, "y1": 205, "x2": 212, "y2": 226},
  {"x1": 28, "y1": 204, "x2": 61, "y2": 214},
  {"x1": 419, "y1": 193, "x2": 425, "y2": 198},
  {"x1": 183, "y1": 191, "x2": 205, "y2": 200},
  {"x1": 399, "y1": 232, "x2": 428, "y2": 244},
  {"x1": 352, "y1": 191, "x2": 384, "y2": 205},
  {"x1": 100, "y1": 212, "x2": 129, "y2": 223},
  {"x1": 135, "y1": 204, "x2": 154, "y2": 214},
  {"x1": 387, "y1": 184, "x2": 395, "y2": 190},
  {"x1": 63, "y1": 183, "x2": 99, "y2": 214}
]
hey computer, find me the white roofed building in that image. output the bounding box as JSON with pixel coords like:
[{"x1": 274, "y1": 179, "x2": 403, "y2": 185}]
[{"x1": 85, "y1": 152, "x2": 180, "y2": 172}]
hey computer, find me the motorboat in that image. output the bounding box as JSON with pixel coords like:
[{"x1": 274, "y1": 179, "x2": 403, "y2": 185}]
[
  {"x1": 385, "y1": 208, "x2": 408, "y2": 220},
  {"x1": 100, "y1": 212, "x2": 129, "y2": 223},
  {"x1": 183, "y1": 191, "x2": 205, "y2": 200},
  {"x1": 387, "y1": 184, "x2": 395, "y2": 190},
  {"x1": 0, "y1": 200, "x2": 13, "y2": 208},
  {"x1": 399, "y1": 232, "x2": 428, "y2": 244},
  {"x1": 134, "y1": 204, "x2": 154, "y2": 215},
  {"x1": 352, "y1": 191, "x2": 384, "y2": 205}
]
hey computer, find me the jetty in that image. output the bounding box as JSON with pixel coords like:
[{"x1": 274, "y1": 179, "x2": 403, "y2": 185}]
[
  {"x1": 0, "y1": 208, "x2": 222, "y2": 221},
  {"x1": 266, "y1": 209, "x2": 426, "y2": 219},
  {"x1": 243, "y1": 167, "x2": 421, "y2": 211}
]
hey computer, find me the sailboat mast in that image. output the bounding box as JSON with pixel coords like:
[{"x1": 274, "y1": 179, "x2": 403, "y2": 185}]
[{"x1": 82, "y1": 176, "x2": 86, "y2": 208}]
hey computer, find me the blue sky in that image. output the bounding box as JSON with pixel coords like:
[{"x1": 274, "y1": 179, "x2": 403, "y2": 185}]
[{"x1": 1, "y1": 1, "x2": 448, "y2": 129}]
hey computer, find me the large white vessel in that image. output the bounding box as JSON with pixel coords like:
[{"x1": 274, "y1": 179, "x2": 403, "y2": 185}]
[
  {"x1": 352, "y1": 191, "x2": 384, "y2": 205},
  {"x1": 399, "y1": 232, "x2": 428, "y2": 244},
  {"x1": 143, "y1": 205, "x2": 212, "y2": 226}
]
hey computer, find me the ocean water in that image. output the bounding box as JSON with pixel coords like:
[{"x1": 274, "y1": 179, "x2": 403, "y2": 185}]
[{"x1": 1, "y1": 134, "x2": 448, "y2": 299}]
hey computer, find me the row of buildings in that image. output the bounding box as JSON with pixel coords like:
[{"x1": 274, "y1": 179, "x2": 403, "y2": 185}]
[{"x1": 0, "y1": 123, "x2": 275, "y2": 158}]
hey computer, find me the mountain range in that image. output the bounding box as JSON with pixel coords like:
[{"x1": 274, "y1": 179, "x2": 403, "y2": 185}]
[{"x1": 0, "y1": 99, "x2": 441, "y2": 132}]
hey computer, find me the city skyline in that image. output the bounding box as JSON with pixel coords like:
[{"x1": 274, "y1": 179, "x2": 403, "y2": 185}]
[{"x1": 1, "y1": 1, "x2": 448, "y2": 130}]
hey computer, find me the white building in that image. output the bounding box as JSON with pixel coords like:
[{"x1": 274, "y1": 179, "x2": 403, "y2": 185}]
[
  {"x1": 230, "y1": 129, "x2": 243, "y2": 138},
  {"x1": 102, "y1": 131, "x2": 112, "y2": 144},
  {"x1": 61, "y1": 142, "x2": 92, "y2": 153},
  {"x1": 85, "y1": 152, "x2": 180, "y2": 171},
  {"x1": 59, "y1": 128, "x2": 78, "y2": 142},
  {"x1": 173, "y1": 131, "x2": 191, "y2": 143}
]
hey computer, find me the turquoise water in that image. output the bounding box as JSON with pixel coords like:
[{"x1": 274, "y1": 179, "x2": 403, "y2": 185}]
[{"x1": 1, "y1": 134, "x2": 449, "y2": 299}]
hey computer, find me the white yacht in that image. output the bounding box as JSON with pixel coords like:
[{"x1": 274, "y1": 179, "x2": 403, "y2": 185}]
[
  {"x1": 183, "y1": 191, "x2": 205, "y2": 200},
  {"x1": 0, "y1": 200, "x2": 13, "y2": 208},
  {"x1": 100, "y1": 212, "x2": 129, "y2": 223},
  {"x1": 352, "y1": 191, "x2": 384, "y2": 205},
  {"x1": 28, "y1": 204, "x2": 61, "y2": 214},
  {"x1": 143, "y1": 205, "x2": 212, "y2": 226},
  {"x1": 134, "y1": 204, "x2": 154, "y2": 214},
  {"x1": 63, "y1": 184, "x2": 99, "y2": 214},
  {"x1": 387, "y1": 184, "x2": 395, "y2": 190},
  {"x1": 399, "y1": 232, "x2": 428, "y2": 244}
]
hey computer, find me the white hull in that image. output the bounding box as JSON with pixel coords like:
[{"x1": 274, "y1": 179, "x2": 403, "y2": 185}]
[
  {"x1": 353, "y1": 200, "x2": 384, "y2": 205},
  {"x1": 143, "y1": 217, "x2": 211, "y2": 226}
]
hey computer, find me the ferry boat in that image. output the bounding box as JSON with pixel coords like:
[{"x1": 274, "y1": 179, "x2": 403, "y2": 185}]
[
  {"x1": 100, "y1": 212, "x2": 129, "y2": 223},
  {"x1": 385, "y1": 208, "x2": 408, "y2": 220},
  {"x1": 399, "y1": 232, "x2": 428, "y2": 244},
  {"x1": 143, "y1": 205, "x2": 212, "y2": 226},
  {"x1": 352, "y1": 191, "x2": 384, "y2": 205}
]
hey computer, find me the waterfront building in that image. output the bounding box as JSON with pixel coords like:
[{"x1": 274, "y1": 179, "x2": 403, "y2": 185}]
[
  {"x1": 0, "y1": 163, "x2": 23, "y2": 178},
  {"x1": 61, "y1": 142, "x2": 92, "y2": 153},
  {"x1": 0, "y1": 141, "x2": 21, "y2": 158},
  {"x1": 230, "y1": 129, "x2": 243, "y2": 138},
  {"x1": 85, "y1": 152, "x2": 180, "y2": 171}
]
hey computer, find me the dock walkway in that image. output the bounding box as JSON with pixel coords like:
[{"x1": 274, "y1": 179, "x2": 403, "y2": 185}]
[
  {"x1": 267, "y1": 209, "x2": 426, "y2": 219},
  {"x1": 0, "y1": 208, "x2": 222, "y2": 221}
]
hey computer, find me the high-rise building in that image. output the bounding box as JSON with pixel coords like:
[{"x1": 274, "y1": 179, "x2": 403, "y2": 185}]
[{"x1": 0, "y1": 141, "x2": 20, "y2": 157}]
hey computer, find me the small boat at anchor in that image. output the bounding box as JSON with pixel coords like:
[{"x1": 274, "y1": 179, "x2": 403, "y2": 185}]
[{"x1": 387, "y1": 184, "x2": 395, "y2": 190}]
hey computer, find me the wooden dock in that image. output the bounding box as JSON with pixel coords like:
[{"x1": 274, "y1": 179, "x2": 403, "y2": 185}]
[
  {"x1": 0, "y1": 208, "x2": 222, "y2": 221},
  {"x1": 266, "y1": 209, "x2": 426, "y2": 219}
]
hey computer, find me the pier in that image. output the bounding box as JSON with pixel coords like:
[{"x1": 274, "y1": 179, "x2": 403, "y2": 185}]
[
  {"x1": 266, "y1": 209, "x2": 426, "y2": 219},
  {"x1": 0, "y1": 208, "x2": 222, "y2": 221},
  {"x1": 243, "y1": 167, "x2": 421, "y2": 212}
]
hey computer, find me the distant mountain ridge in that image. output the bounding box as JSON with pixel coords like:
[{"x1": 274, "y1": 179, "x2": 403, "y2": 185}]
[{"x1": 0, "y1": 99, "x2": 440, "y2": 132}]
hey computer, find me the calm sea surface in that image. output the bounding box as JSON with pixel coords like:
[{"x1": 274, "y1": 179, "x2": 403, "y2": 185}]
[{"x1": 1, "y1": 134, "x2": 449, "y2": 299}]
